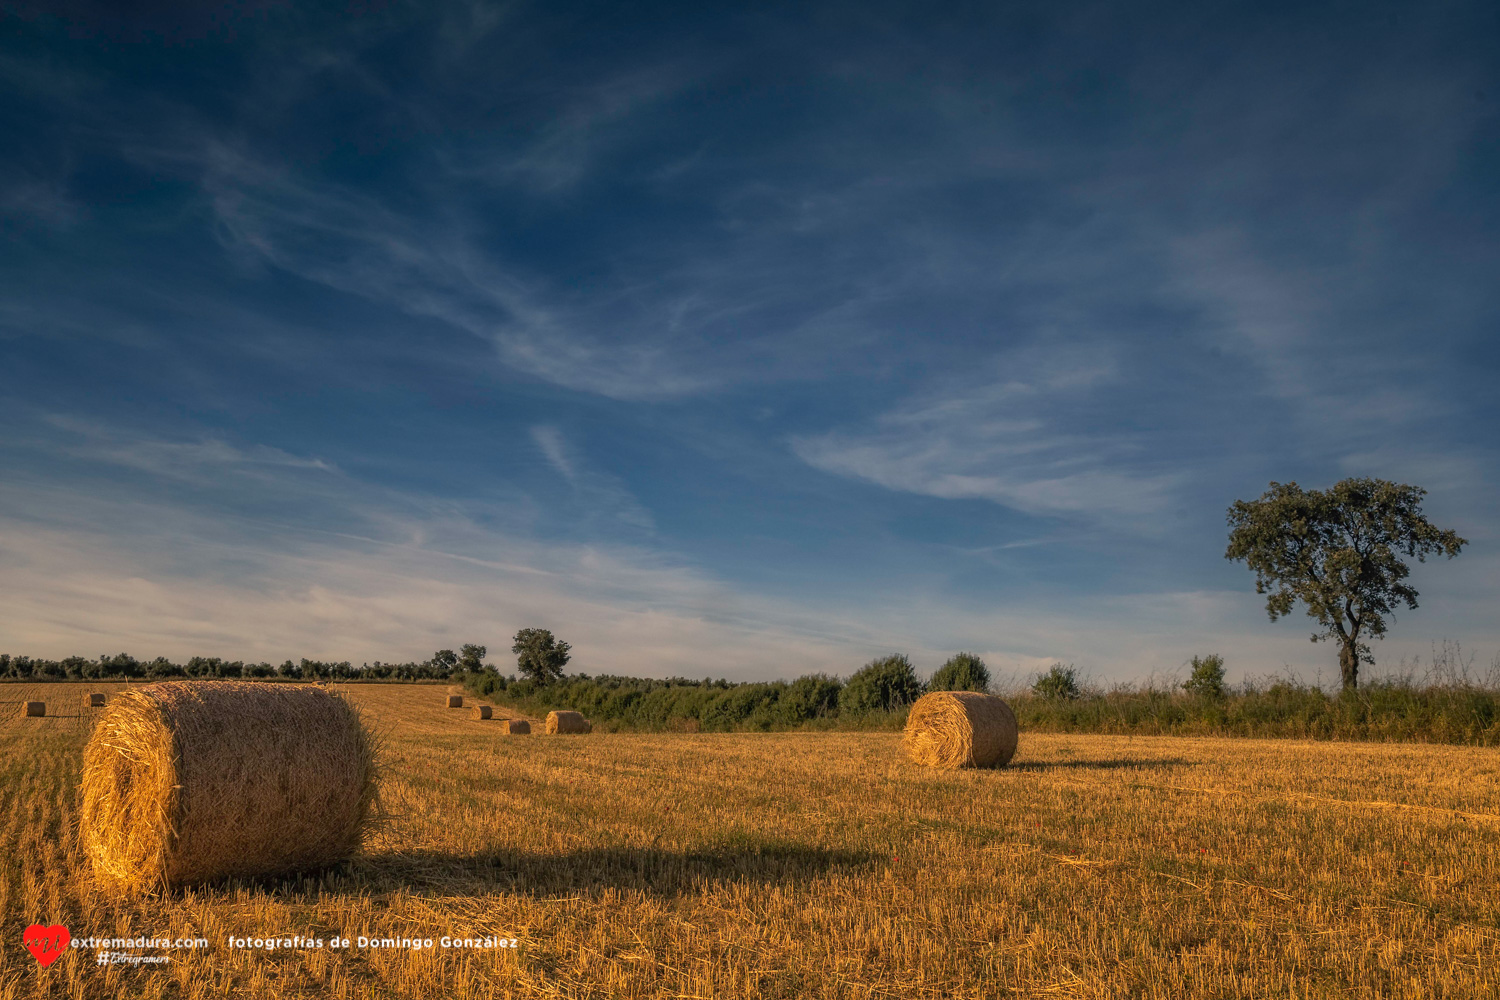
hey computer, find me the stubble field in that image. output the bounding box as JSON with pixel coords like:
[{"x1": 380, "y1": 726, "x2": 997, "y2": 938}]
[{"x1": 2, "y1": 681, "x2": 1498, "y2": 998}]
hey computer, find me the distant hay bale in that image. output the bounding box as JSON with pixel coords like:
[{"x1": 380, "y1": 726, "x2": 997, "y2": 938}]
[
  {"x1": 502, "y1": 719, "x2": 531, "y2": 734},
  {"x1": 446, "y1": 695, "x2": 463, "y2": 708},
  {"x1": 78, "y1": 681, "x2": 377, "y2": 891},
  {"x1": 545, "y1": 710, "x2": 591, "y2": 734},
  {"x1": 23, "y1": 701, "x2": 44, "y2": 718},
  {"x1": 903, "y1": 691, "x2": 1018, "y2": 769},
  {"x1": 471, "y1": 705, "x2": 492, "y2": 720},
  {"x1": 89, "y1": 693, "x2": 107, "y2": 707}
]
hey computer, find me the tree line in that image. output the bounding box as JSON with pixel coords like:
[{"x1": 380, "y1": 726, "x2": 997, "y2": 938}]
[
  {"x1": 0, "y1": 652, "x2": 462, "y2": 682},
  {"x1": 7, "y1": 635, "x2": 1497, "y2": 745}
]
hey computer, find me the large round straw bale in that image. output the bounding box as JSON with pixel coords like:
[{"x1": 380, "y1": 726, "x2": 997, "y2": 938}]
[
  {"x1": 471, "y1": 705, "x2": 492, "y2": 720},
  {"x1": 78, "y1": 681, "x2": 377, "y2": 891},
  {"x1": 89, "y1": 693, "x2": 107, "y2": 708},
  {"x1": 23, "y1": 701, "x2": 45, "y2": 718},
  {"x1": 903, "y1": 691, "x2": 1018, "y2": 769},
  {"x1": 446, "y1": 695, "x2": 463, "y2": 708},
  {"x1": 502, "y1": 719, "x2": 531, "y2": 734},
  {"x1": 545, "y1": 710, "x2": 591, "y2": 734}
]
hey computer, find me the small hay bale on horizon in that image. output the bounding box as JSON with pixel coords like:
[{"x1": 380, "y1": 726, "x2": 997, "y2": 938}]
[
  {"x1": 78, "y1": 680, "x2": 378, "y2": 891},
  {"x1": 903, "y1": 691, "x2": 1018, "y2": 769},
  {"x1": 502, "y1": 719, "x2": 531, "y2": 734},
  {"x1": 471, "y1": 705, "x2": 492, "y2": 720},
  {"x1": 23, "y1": 701, "x2": 45, "y2": 718},
  {"x1": 89, "y1": 693, "x2": 107, "y2": 707},
  {"x1": 545, "y1": 710, "x2": 591, "y2": 734},
  {"x1": 446, "y1": 695, "x2": 463, "y2": 708}
]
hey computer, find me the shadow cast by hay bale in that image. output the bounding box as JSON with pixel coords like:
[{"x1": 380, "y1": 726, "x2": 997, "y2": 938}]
[{"x1": 1008, "y1": 757, "x2": 1193, "y2": 772}]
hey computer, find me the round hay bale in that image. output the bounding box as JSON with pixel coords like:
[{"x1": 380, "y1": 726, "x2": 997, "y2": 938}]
[
  {"x1": 23, "y1": 701, "x2": 45, "y2": 718},
  {"x1": 89, "y1": 693, "x2": 107, "y2": 708},
  {"x1": 78, "y1": 681, "x2": 377, "y2": 891},
  {"x1": 446, "y1": 695, "x2": 463, "y2": 708},
  {"x1": 471, "y1": 705, "x2": 492, "y2": 720},
  {"x1": 903, "y1": 691, "x2": 1018, "y2": 769},
  {"x1": 502, "y1": 719, "x2": 531, "y2": 734},
  {"x1": 545, "y1": 710, "x2": 591, "y2": 734}
]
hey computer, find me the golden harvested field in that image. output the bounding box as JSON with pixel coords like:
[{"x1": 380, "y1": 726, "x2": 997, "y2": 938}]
[{"x1": 3, "y1": 681, "x2": 1499, "y2": 999}]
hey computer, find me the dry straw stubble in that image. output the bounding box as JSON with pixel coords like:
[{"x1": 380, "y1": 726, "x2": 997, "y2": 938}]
[
  {"x1": 903, "y1": 691, "x2": 1019, "y2": 769},
  {"x1": 546, "y1": 710, "x2": 591, "y2": 734},
  {"x1": 78, "y1": 681, "x2": 379, "y2": 891}
]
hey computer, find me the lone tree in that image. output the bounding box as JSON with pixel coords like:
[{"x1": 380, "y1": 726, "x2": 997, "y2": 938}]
[
  {"x1": 512, "y1": 628, "x2": 571, "y2": 685},
  {"x1": 1225, "y1": 478, "x2": 1466, "y2": 691},
  {"x1": 458, "y1": 643, "x2": 487, "y2": 672}
]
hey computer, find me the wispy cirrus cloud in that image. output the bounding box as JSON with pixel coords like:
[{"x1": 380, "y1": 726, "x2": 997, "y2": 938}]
[
  {"x1": 198, "y1": 143, "x2": 730, "y2": 402},
  {"x1": 792, "y1": 349, "x2": 1183, "y2": 525},
  {"x1": 530, "y1": 424, "x2": 655, "y2": 532},
  {"x1": 38, "y1": 414, "x2": 336, "y2": 479},
  {"x1": 482, "y1": 64, "x2": 696, "y2": 192}
]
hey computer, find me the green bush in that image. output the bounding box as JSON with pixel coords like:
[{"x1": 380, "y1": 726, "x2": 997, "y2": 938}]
[
  {"x1": 1182, "y1": 654, "x2": 1227, "y2": 700},
  {"x1": 840, "y1": 654, "x2": 923, "y2": 713},
  {"x1": 928, "y1": 652, "x2": 990, "y2": 693},
  {"x1": 780, "y1": 674, "x2": 843, "y2": 722},
  {"x1": 1032, "y1": 663, "x2": 1081, "y2": 700}
]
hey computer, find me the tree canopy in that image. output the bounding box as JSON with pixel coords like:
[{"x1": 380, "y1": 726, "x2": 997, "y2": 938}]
[
  {"x1": 1225, "y1": 477, "x2": 1466, "y2": 690},
  {"x1": 512, "y1": 628, "x2": 572, "y2": 685}
]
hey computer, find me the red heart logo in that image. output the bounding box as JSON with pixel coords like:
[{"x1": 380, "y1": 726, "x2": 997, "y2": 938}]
[{"x1": 24, "y1": 924, "x2": 70, "y2": 967}]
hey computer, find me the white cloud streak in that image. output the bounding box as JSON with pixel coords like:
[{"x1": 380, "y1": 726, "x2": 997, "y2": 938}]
[
  {"x1": 529, "y1": 424, "x2": 655, "y2": 532},
  {"x1": 792, "y1": 349, "x2": 1183, "y2": 524},
  {"x1": 197, "y1": 143, "x2": 726, "y2": 402}
]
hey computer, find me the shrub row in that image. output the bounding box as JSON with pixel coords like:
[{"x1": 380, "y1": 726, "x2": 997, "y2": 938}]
[
  {"x1": 466, "y1": 656, "x2": 1500, "y2": 744},
  {"x1": 462, "y1": 671, "x2": 900, "y2": 732},
  {"x1": 1011, "y1": 677, "x2": 1500, "y2": 744}
]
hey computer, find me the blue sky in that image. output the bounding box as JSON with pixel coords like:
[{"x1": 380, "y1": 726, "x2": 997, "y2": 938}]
[{"x1": 2, "y1": 0, "x2": 1496, "y2": 685}]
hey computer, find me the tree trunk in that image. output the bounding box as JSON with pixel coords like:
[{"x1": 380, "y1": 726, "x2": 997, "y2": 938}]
[{"x1": 1339, "y1": 640, "x2": 1359, "y2": 691}]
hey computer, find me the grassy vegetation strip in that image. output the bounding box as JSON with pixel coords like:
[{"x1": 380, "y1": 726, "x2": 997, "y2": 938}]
[{"x1": 463, "y1": 670, "x2": 1500, "y2": 745}]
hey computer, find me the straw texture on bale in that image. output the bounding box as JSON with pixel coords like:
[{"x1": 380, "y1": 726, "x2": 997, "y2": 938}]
[
  {"x1": 89, "y1": 693, "x2": 107, "y2": 707},
  {"x1": 23, "y1": 701, "x2": 44, "y2": 718},
  {"x1": 79, "y1": 681, "x2": 378, "y2": 891},
  {"x1": 502, "y1": 719, "x2": 531, "y2": 734},
  {"x1": 446, "y1": 695, "x2": 463, "y2": 708},
  {"x1": 903, "y1": 691, "x2": 1018, "y2": 769},
  {"x1": 545, "y1": 710, "x2": 591, "y2": 734},
  {"x1": 471, "y1": 705, "x2": 492, "y2": 720}
]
